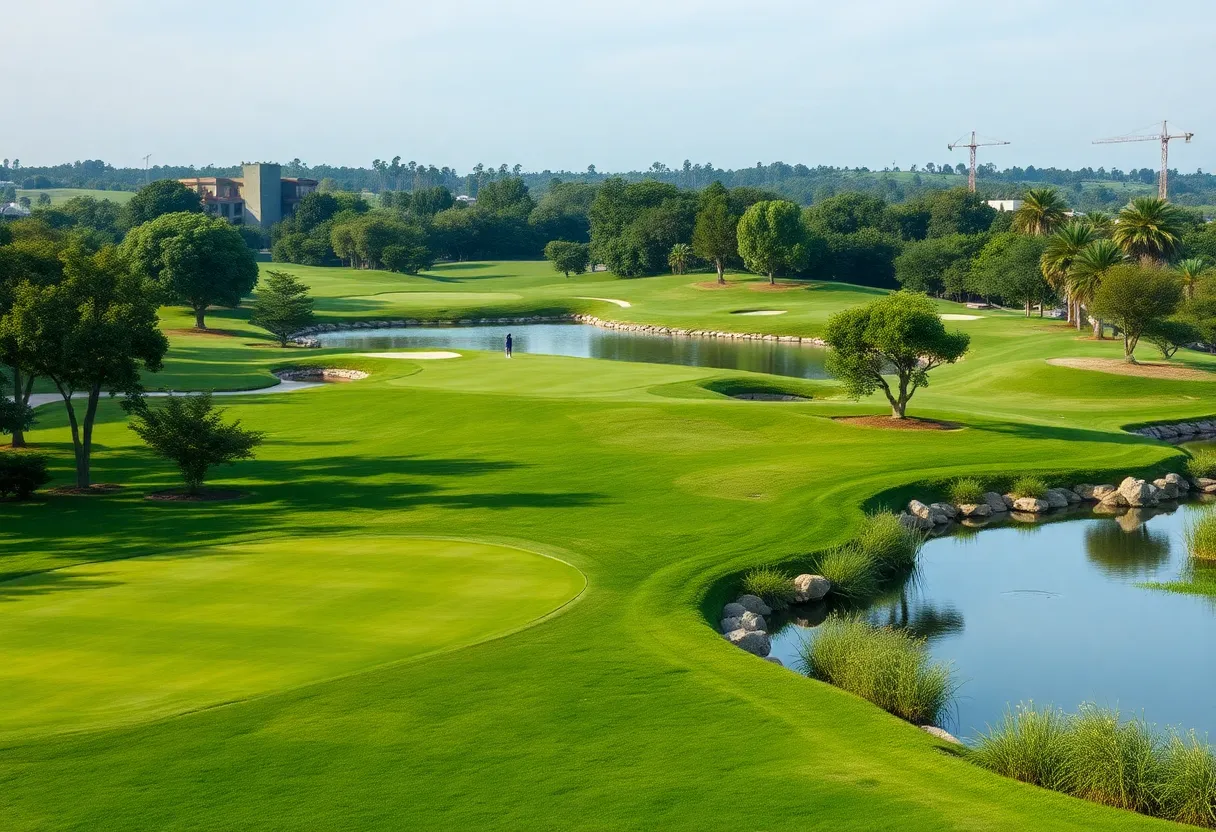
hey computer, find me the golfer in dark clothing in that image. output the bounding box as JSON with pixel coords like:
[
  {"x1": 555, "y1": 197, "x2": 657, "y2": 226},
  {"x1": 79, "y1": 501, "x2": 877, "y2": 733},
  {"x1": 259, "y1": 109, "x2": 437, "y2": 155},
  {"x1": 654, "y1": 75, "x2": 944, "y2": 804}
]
[{"x1": 505, "y1": 333, "x2": 513, "y2": 358}]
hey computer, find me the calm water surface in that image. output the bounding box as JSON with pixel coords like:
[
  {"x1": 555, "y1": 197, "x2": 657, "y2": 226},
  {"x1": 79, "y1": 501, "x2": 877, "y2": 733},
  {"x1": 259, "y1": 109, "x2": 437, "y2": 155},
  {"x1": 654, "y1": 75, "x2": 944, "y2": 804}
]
[
  {"x1": 768, "y1": 502, "x2": 1216, "y2": 741},
  {"x1": 316, "y1": 323, "x2": 830, "y2": 379}
]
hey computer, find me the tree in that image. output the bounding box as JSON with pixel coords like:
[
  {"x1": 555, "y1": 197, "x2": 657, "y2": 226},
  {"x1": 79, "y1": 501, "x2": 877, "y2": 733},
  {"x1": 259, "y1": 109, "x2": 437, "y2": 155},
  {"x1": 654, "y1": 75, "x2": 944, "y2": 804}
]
[
  {"x1": 250, "y1": 270, "x2": 314, "y2": 347},
  {"x1": 1041, "y1": 220, "x2": 1100, "y2": 327},
  {"x1": 736, "y1": 200, "x2": 806, "y2": 284},
  {"x1": 121, "y1": 212, "x2": 258, "y2": 328},
  {"x1": 129, "y1": 393, "x2": 263, "y2": 495},
  {"x1": 1012, "y1": 187, "x2": 1068, "y2": 236},
  {"x1": 1113, "y1": 197, "x2": 1185, "y2": 265},
  {"x1": 35, "y1": 193, "x2": 51, "y2": 208},
  {"x1": 1174, "y1": 257, "x2": 1212, "y2": 300},
  {"x1": 923, "y1": 188, "x2": 996, "y2": 238},
  {"x1": 691, "y1": 182, "x2": 737, "y2": 284},
  {"x1": 667, "y1": 243, "x2": 692, "y2": 275},
  {"x1": 969, "y1": 233, "x2": 1052, "y2": 315},
  {"x1": 1, "y1": 246, "x2": 167, "y2": 488},
  {"x1": 824, "y1": 291, "x2": 970, "y2": 419},
  {"x1": 0, "y1": 375, "x2": 33, "y2": 440},
  {"x1": 589, "y1": 178, "x2": 697, "y2": 276},
  {"x1": 1068, "y1": 239, "x2": 1126, "y2": 338},
  {"x1": 894, "y1": 234, "x2": 981, "y2": 296},
  {"x1": 1146, "y1": 318, "x2": 1201, "y2": 359},
  {"x1": 122, "y1": 180, "x2": 203, "y2": 228},
  {"x1": 543, "y1": 240, "x2": 590, "y2": 277},
  {"x1": 803, "y1": 193, "x2": 894, "y2": 236},
  {"x1": 1091, "y1": 264, "x2": 1183, "y2": 362}
]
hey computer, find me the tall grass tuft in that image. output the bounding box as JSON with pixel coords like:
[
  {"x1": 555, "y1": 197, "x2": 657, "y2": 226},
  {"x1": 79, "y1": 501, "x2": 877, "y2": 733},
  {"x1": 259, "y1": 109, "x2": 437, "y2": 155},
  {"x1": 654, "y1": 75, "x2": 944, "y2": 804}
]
[
  {"x1": 971, "y1": 703, "x2": 1071, "y2": 789},
  {"x1": 1010, "y1": 475, "x2": 1048, "y2": 499},
  {"x1": 948, "y1": 477, "x2": 985, "y2": 506},
  {"x1": 1185, "y1": 510, "x2": 1216, "y2": 561},
  {"x1": 740, "y1": 565, "x2": 796, "y2": 608},
  {"x1": 1156, "y1": 731, "x2": 1216, "y2": 828},
  {"x1": 799, "y1": 617, "x2": 955, "y2": 726},
  {"x1": 812, "y1": 546, "x2": 878, "y2": 599},
  {"x1": 1062, "y1": 704, "x2": 1160, "y2": 814},
  {"x1": 854, "y1": 510, "x2": 925, "y2": 572},
  {"x1": 1188, "y1": 448, "x2": 1216, "y2": 480}
]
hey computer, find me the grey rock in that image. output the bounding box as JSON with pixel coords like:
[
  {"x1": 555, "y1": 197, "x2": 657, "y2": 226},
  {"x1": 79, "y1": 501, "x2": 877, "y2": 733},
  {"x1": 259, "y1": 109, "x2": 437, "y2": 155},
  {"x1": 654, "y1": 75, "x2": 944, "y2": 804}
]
[
  {"x1": 899, "y1": 512, "x2": 934, "y2": 531},
  {"x1": 793, "y1": 574, "x2": 831, "y2": 603},
  {"x1": 720, "y1": 617, "x2": 742, "y2": 633},
  {"x1": 722, "y1": 602, "x2": 747, "y2": 619},
  {"x1": 725, "y1": 628, "x2": 771, "y2": 657},
  {"x1": 1118, "y1": 477, "x2": 1159, "y2": 507},
  {"x1": 1165, "y1": 472, "x2": 1190, "y2": 491},
  {"x1": 1092, "y1": 484, "x2": 1118, "y2": 501},
  {"x1": 735, "y1": 594, "x2": 773, "y2": 616},
  {"x1": 764, "y1": 656, "x2": 784, "y2": 666},
  {"x1": 1013, "y1": 497, "x2": 1049, "y2": 513},
  {"x1": 983, "y1": 491, "x2": 1009, "y2": 513},
  {"x1": 958, "y1": 503, "x2": 992, "y2": 518},
  {"x1": 908, "y1": 500, "x2": 932, "y2": 520},
  {"x1": 1002, "y1": 494, "x2": 1016, "y2": 509},
  {"x1": 929, "y1": 502, "x2": 959, "y2": 520},
  {"x1": 738, "y1": 611, "x2": 767, "y2": 632},
  {"x1": 1099, "y1": 489, "x2": 1129, "y2": 508},
  {"x1": 1153, "y1": 478, "x2": 1179, "y2": 500},
  {"x1": 921, "y1": 725, "x2": 964, "y2": 745},
  {"x1": 1042, "y1": 489, "x2": 1070, "y2": 509}
]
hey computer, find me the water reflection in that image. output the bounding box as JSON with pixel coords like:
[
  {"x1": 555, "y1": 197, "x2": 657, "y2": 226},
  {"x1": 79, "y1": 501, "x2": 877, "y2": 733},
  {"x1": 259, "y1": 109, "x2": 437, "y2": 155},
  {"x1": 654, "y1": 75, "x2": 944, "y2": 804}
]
[
  {"x1": 316, "y1": 323, "x2": 830, "y2": 380},
  {"x1": 1084, "y1": 520, "x2": 1171, "y2": 577}
]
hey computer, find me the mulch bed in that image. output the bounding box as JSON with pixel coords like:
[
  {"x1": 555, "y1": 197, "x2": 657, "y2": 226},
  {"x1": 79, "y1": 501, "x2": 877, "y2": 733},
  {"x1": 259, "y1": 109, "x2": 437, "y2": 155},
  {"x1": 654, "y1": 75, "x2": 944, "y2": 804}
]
[
  {"x1": 145, "y1": 489, "x2": 247, "y2": 502},
  {"x1": 692, "y1": 281, "x2": 734, "y2": 290},
  {"x1": 748, "y1": 282, "x2": 806, "y2": 292},
  {"x1": 831, "y1": 416, "x2": 961, "y2": 431},
  {"x1": 49, "y1": 483, "x2": 124, "y2": 496}
]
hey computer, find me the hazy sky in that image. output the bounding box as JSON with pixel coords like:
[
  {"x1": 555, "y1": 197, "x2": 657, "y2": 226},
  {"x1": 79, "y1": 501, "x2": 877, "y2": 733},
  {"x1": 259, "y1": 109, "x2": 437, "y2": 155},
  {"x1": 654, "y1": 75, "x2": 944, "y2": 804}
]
[{"x1": 10, "y1": 0, "x2": 1215, "y2": 174}]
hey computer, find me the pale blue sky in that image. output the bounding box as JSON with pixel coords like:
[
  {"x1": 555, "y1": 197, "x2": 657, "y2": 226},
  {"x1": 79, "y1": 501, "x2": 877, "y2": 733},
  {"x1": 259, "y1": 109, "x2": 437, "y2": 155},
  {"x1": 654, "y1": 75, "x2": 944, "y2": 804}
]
[{"x1": 10, "y1": 0, "x2": 1215, "y2": 173}]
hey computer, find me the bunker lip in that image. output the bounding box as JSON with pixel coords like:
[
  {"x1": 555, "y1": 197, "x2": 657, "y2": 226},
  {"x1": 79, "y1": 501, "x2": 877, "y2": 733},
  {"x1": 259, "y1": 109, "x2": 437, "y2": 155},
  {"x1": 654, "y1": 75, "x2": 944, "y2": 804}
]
[
  {"x1": 731, "y1": 309, "x2": 787, "y2": 316},
  {"x1": 574, "y1": 297, "x2": 632, "y2": 308},
  {"x1": 272, "y1": 368, "x2": 369, "y2": 382},
  {"x1": 358, "y1": 351, "x2": 461, "y2": 360},
  {"x1": 939, "y1": 314, "x2": 983, "y2": 321}
]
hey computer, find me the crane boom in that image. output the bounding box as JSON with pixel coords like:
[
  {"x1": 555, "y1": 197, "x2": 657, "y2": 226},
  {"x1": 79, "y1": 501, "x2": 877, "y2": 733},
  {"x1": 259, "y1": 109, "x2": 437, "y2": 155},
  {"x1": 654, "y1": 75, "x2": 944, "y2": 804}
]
[
  {"x1": 1093, "y1": 121, "x2": 1193, "y2": 199},
  {"x1": 947, "y1": 131, "x2": 1010, "y2": 192}
]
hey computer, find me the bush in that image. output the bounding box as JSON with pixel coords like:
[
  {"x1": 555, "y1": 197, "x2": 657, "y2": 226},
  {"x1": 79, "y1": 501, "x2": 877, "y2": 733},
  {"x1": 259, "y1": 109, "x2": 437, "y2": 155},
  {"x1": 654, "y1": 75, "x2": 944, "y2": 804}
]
[
  {"x1": 1063, "y1": 705, "x2": 1160, "y2": 813},
  {"x1": 0, "y1": 452, "x2": 51, "y2": 499},
  {"x1": 1010, "y1": 475, "x2": 1047, "y2": 499},
  {"x1": 947, "y1": 477, "x2": 985, "y2": 506},
  {"x1": 1188, "y1": 448, "x2": 1216, "y2": 480},
  {"x1": 811, "y1": 545, "x2": 878, "y2": 599},
  {"x1": 971, "y1": 703, "x2": 1071, "y2": 789},
  {"x1": 1185, "y1": 510, "x2": 1216, "y2": 561},
  {"x1": 1157, "y1": 731, "x2": 1216, "y2": 828},
  {"x1": 799, "y1": 617, "x2": 955, "y2": 725},
  {"x1": 854, "y1": 510, "x2": 924, "y2": 572},
  {"x1": 740, "y1": 566, "x2": 796, "y2": 608}
]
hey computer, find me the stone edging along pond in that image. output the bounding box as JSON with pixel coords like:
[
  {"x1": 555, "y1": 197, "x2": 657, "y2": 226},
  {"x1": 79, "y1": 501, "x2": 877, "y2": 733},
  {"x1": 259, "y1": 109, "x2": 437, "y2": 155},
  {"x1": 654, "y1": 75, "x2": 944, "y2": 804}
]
[
  {"x1": 1130, "y1": 417, "x2": 1216, "y2": 444},
  {"x1": 288, "y1": 314, "x2": 828, "y2": 348}
]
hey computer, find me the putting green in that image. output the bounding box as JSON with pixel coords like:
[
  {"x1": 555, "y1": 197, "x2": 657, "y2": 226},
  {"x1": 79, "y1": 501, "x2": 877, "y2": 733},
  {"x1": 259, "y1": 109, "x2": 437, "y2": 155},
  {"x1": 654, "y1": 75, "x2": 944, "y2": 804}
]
[{"x1": 0, "y1": 537, "x2": 583, "y2": 740}]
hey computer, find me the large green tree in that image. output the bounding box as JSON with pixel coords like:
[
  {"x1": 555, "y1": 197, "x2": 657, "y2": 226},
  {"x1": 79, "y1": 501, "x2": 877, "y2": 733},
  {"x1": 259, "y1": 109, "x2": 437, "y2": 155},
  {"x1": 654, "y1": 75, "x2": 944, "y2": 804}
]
[
  {"x1": 543, "y1": 240, "x2": 590, "y2": 278},
  {"x1": 250, "y1": 270, "x2": 315, "y2": 346},
  {"x1": 121, "y1": 212, "x2": 258, "y2": 329},
  {"x1": 736, "y1": 200, "x2": 806, "y2": 284},
  {"x1": 691, "y1": 182, "x2": 737, "y2": 285},
  {"x1": 588, "y1": 178, "x2": 697, "y2": 277},
  {"x1": 1091, "y1": 264, "x2": 1183, "y2": 362},
  {"x1": 1113, "y1": 197, "x2": 1185, "y2": 265},
  {"x1": 969, "y1": 232, "x2": 1052, "y2": 315},
  {"x1": 824, "y1": 290, "x2": 970, "y2": 418},
  {"x1": 1, "y1": 245, "x2": 167, "y2": 487},
  {"x1": 122, "y1": 180, "x2": 203, "y2": 228},
  {"x1": 894, "y1": 234, "x2": 983, "y2": 297}
]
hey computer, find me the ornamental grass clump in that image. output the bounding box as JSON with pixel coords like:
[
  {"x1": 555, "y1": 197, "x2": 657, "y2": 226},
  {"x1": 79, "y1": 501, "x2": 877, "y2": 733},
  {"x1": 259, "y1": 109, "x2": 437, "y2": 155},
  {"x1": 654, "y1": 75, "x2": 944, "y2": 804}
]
[
  {"x1": 811, "y1": 546, "x2": 878, "y2": 599},
  {"x1": 1189, "y1": 448, "x2": 1216, "y2": 480},
  {"x1": 798, "y1": 617, "x2": 954, "y2": 726},
  {"x1": 1010, "y1": 475, "x2": 1048, "y2": 499},
  {"x1": 854, "y1": 510, "x2": 924, "y2": 572},
  {"x1": 970, "y1": 703, "x2": 1071, "y2": 789},
  {"x1": 947, "y1": 477, "x2": 985, "y2": 506},
  {"x1": 1061, "y1": 705, "x2": 1160, "y2": 814},
  {"x1": 1156, "y1": 731, "x2": 1216, "y2": 828},
  {"x1": 740, "y1": 566, "x2": 796, "y2": 609},
  {"x1": 1186, "y1": 510, "x2": 1216, "y2": 561}
]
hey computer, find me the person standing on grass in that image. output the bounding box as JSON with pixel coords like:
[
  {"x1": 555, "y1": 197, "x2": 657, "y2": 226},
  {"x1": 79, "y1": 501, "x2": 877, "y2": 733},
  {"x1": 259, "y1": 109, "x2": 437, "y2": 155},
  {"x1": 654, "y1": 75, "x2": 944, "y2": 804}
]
[{"x1": 505, "y1": 332, "x2": 513, "y2": 358}]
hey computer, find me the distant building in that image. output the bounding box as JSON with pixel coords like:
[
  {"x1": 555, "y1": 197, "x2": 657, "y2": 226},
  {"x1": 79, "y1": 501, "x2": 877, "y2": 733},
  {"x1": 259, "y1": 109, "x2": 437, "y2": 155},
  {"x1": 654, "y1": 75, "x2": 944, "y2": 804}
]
[
  {"x1": 0, "y1": 202, "x2": 31, "y2": 218},
  {"x1": 456, "y1": 194, "x2": 477, "y2": 206},
  {"x1": 179, "y1": 163, "x2": 317, "y2": 228},
  {"x1": 986, "y1": 199, "x2": 1023, "y2": 212}
]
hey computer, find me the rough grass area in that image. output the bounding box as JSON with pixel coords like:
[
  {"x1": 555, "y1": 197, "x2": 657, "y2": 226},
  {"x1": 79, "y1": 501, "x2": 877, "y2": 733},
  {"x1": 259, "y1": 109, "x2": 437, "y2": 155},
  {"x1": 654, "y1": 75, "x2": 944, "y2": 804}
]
[
  {"x1": 948, "y1": 477, "x2": 986, "y2": 505},
  {"x1": 740, "y1": 565, "x2": 796, "y2": 608},
  {"x1": 1011, "y1": 475, "x2": 1049, "y2": 499},
  {"x1": 1188, "y1": 448, "x2": 1216, "y2": 479},
  {"x1": 1185, "y1": 509, "x2": 1216, "y2": 560}
]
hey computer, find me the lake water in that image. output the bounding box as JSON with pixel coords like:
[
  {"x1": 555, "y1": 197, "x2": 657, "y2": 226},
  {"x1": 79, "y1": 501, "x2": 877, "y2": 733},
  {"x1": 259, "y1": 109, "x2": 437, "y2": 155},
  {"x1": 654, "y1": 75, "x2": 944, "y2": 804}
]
[
  {"x1": 315, "y1": 323, "x2": 830, "y2": 380},
  {"x1": 767, "y1": 501, "x2": 1216, "y2": 742}
]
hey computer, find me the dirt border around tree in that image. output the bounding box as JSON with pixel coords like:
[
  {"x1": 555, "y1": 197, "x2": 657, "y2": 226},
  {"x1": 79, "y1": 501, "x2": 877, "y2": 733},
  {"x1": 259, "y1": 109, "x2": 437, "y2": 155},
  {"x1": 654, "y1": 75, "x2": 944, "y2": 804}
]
[
  {"x1": 748, "y1": 282, "x2": 806, "y2": 292},
  {"x1": 831, "y1": 415, "x2": 962, "y2": 431},
  {"x1": 1047, "y1": 357, "x2": 1216, "y2": 382},
  {"x1": 49, "y1": 483, "x2": 124, "y2": 496},
  {"x1": 145, "y1": 488, "x2": 248, "y2": 502}
]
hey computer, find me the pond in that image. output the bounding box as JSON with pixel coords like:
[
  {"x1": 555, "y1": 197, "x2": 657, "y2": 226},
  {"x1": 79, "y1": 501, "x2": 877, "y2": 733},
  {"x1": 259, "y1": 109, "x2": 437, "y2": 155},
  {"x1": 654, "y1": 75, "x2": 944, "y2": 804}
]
[
  {"x1": 767, "y1": 500, "x2": 1216, "y2": 742},
  {"x1": 315, "y1": 323, "x2": 830, "y2": 380}
]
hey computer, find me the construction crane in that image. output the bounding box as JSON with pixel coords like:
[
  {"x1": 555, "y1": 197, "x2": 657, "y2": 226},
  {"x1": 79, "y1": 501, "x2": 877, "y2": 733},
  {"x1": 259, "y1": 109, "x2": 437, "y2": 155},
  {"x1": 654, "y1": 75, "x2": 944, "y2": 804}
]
[
  {"x1": 1093, "y1": 121, "x2": 1193, "y2": 200},
  {"x1": 947, "y1": 131, "x2": 1010, "y2": 193},
  {"x1": 142, "y1": 153, "x2": 152, "y2": 186}
]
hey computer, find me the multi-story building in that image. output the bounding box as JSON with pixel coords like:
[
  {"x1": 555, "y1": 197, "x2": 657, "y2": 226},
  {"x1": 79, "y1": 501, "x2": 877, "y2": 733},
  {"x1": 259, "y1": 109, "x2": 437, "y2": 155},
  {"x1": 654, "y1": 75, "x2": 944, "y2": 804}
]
[{"x1": 179, "y1": 163, "x2": 317, "y2": 228}]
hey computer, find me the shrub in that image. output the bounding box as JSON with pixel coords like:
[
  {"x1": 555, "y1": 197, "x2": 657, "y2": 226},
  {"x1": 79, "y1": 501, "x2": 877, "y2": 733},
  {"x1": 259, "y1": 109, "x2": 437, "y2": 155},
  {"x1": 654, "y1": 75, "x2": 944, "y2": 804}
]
[
  {"x1": 971, "y1": 703, "x2": 1071, "y2": 789},
  {"x1": 947, "y1": 477, "x2": 985, "y2": 506},
  {"x1": 1188, "y1": 448, "x2": 1216, "y2": 480},
  {"x1": 1156, "y1": 731, "x2": 1216, "y2": 828},
  {"x1": 799, "y1": 617, "x2": 955, "y2": 725},
  {"x1": 854, "y1": 510, "x2": 924, "y2": 572},
  {"x1": 740, "y1": 566, "x2": 796, "y2": 608},
  {"x1": 1185, "y1": 510, "x2": 1216, "y2": 561},
  {"x1": 811, "y1": 546, "x2": 878, "y2": 599},
  {"x1": 1010, "y1": 475, "x2": 1047, "y2": 499},
  {"x1": 0, "y1": 452, "x2": 51, "y2": 499},
  {"x1": 1062, "y1": 704, "x2": 1160, "y2": 814}
]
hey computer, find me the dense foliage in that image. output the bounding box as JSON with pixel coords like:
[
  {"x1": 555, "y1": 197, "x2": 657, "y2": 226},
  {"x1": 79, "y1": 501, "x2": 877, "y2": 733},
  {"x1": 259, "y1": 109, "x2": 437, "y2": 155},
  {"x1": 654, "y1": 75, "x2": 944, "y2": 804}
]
[{"x1": 250, "y1": 271, "x2": 315, "y2": 346}]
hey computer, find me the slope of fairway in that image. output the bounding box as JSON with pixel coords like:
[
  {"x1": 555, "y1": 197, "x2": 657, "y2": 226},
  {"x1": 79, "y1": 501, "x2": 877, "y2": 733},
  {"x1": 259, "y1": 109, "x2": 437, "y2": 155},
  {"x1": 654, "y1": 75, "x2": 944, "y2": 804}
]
[{"x1": 0, "y1": 537, "x2": 583, "y2": 740}]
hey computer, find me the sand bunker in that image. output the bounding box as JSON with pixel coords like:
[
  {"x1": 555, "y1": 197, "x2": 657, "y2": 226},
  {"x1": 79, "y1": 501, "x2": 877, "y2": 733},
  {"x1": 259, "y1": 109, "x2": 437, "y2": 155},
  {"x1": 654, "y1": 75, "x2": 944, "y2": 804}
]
[
  {"x1": 939, "y1": 314, "x2": 983, "y2": 321},
  {"x1": 1047, "y1": 357, "x2": 1216, "y2": 381},
  {"x1": 575, "y1": 297, "x2": 632, "y2": 308},
  {"x1": 732, "y1": 310, "x2": 787, "y2": 316},
  {"x1": 359, "y1": 351, "x2": 461, "y2": 360}
]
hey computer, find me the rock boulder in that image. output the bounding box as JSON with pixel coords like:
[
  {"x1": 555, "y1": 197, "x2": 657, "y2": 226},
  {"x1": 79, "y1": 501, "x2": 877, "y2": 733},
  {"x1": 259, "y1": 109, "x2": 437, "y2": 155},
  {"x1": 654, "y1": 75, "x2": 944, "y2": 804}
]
[
  {"x1": 1013, "y1": 497, "x2": 1049, "y2": 513},
  {"x1": 1042, "y1": 489, "x2": 1070, "y2": 509},
  {"x1": 1118, "y1": 477, "x2": 1159, "y2": 507},
  {"x1": 793, "y1": 574, "x2": 831, "y2": 603},
  {"x1": 738, "y1": 611, "x2": 767, "y2": 632},
  {"x1": 725, "y1": 628, "x2": 771, "y2": 657},
  {"x1": 983, "y1": 492, "x2": 1008, "y2": 513},
  {"x1": 735, "y1": 594, "x2": 773, "y2": 616},
  {"x1": 722, "y1": 602, "x2": 747, "y2": 619},
  {"x1": 958, "y1": 503, "x2": 992, "y2": 518}
]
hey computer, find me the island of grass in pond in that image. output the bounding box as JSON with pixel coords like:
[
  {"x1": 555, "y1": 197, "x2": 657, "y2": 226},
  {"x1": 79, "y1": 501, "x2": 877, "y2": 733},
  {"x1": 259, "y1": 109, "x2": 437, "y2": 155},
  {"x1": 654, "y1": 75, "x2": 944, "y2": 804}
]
[{"x1": 768, "y1": 501, "x2": 1216, "y2": 742}]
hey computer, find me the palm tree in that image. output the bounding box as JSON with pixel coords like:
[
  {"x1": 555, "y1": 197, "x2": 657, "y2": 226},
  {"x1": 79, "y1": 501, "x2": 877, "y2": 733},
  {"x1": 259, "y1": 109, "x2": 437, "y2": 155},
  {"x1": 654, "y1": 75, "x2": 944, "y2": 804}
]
[
  {"x1": 1082, "y1": 211, "x2": 1113, "y2": 236},
  {"x1": 1012, "y1": 187, "x2": 1068, "y2": 236},
  {"x1": 1068, "y1": 239, "x2": 1125, "y2": 338},
  {"x1": 1112, "y1": 197, "x2": 1184, "y2": 265},
  {"x1": 668, "y1": 243, "x2": 693, "y2": 275},
  {"x1": 1174, "y1": 257, "x2": 1210, "y2": 300},
  {"x1": 1041, "y1": 220, "x2": 1100, "y2": 327}
]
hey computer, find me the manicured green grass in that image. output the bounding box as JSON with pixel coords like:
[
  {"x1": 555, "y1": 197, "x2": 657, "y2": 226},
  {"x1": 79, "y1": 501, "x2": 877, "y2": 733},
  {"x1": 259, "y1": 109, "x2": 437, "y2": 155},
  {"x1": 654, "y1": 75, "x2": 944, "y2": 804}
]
[
  {"x1": 16, "y1": 187, "x2": 134, "y2": 206},
  {"x1": 1, "y1": 260, "x2": 1211, "y2": 830}
]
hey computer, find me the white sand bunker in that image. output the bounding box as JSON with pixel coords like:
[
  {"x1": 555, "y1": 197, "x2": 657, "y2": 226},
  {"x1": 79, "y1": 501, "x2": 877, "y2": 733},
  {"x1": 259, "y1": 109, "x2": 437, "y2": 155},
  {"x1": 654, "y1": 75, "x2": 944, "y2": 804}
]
[
  {"x1": 360, "y1": 351, "x2": 462, "y2": 360},
  {"x1": 732, "y1": 310, "x2": 787, "y2": 316},
  {"x1": 939, "y1": 314, "x2": 983, "y2": 321},
  {"x1": 576, "y1": 297, "x2": 632, "y2": 308}
]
